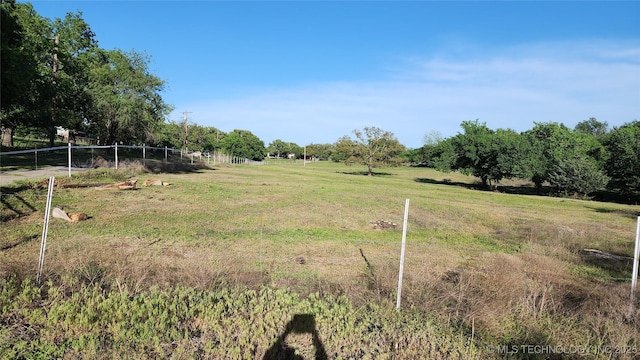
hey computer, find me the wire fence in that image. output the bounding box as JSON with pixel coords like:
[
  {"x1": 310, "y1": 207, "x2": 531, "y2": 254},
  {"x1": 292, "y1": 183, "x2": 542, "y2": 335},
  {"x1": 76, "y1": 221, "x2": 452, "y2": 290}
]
[{"x1": 0, "y1": 144, "x2": 263, "y2": 175}]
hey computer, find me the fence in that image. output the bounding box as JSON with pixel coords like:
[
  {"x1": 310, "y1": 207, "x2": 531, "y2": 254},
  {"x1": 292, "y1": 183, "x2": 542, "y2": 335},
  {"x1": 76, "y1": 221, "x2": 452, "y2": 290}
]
[{"x1": 0, "y1": 144, "x2": 263, "y2": 175}]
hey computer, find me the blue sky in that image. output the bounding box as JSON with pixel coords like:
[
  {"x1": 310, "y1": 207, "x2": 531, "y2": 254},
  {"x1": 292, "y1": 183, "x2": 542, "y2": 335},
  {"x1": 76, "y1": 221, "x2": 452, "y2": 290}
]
[{"x1": 30, "y1": 1, "x2": 640, "y2": 148}]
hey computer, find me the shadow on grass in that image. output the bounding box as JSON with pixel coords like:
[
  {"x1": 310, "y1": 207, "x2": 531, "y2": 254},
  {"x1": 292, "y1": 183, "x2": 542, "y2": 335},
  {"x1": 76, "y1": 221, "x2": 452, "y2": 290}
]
[
  {"x1": 263, "y1": 314, "x2": 328, "y2": 360},
  {"x1": 415, "y1": 177, "x2": 557, "y2": 197},
  {"x1": 141, "y1": 159, "x2": 214, "y2": 174},
  {"x1": 338, "y1": 171, "x2": 396, "y2": 177},
  {"x1": 588, "y1": 206, "x2": 640, "y2": 220},
  {"x1": 590, "y1": 190, "x2": 640, "y2": 206},
  {"x1": 415, "y1": 177, "x2": 640, "y2": 206},
  {"x1": 0, "y1": 234, "x2": 38, "y2": 251},
  {"x1": 0, "y1": 184, "x2": 38, "y2": 222},
  {"x1": 414, "y1": 177, "x2": 480, "y2": 190}
]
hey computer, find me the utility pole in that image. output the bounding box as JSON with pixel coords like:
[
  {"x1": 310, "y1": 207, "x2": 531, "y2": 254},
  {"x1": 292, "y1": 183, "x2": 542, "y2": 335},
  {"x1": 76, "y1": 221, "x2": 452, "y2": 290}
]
[
  {"x1": 50, "y1": 34, "x2": 59, "y2": 148},
  {"x1": 182, "y1": 111, "x2": 192, "y2": 151}
]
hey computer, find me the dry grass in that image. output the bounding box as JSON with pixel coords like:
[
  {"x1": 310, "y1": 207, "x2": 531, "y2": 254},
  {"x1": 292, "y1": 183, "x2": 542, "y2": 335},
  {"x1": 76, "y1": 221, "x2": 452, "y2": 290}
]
[{"x1": 1, "y1": 160, "x2": 639, "y2": 356}]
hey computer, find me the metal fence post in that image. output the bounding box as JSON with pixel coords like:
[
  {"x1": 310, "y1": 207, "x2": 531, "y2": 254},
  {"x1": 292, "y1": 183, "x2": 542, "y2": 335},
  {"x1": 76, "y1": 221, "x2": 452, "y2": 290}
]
[
  {"x1": 37, "y1": 176, "x2": 55, "y2": 284},
  {"x1": 68, "y1": 143, "x2": 72, "y2": 177}
]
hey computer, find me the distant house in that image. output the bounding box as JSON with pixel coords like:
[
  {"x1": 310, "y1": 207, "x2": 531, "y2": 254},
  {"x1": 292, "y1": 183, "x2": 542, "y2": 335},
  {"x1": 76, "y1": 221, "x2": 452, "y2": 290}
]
[{"x1": 56, "y1": 127, "x2": 69, "y2": 141}]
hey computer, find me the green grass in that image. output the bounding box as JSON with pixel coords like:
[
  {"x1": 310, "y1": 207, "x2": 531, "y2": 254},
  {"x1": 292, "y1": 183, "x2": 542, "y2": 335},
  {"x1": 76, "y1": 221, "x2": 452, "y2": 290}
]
[{"x1": 1, "y1": 160, "x2": 639, "y2": 358}]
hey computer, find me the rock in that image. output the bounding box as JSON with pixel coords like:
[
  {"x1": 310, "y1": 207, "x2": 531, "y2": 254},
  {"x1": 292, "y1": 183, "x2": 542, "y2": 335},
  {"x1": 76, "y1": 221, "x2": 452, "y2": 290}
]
[
  {"x1": 143, "y1": 179, "x2": 163, "y2": 186},
  {"x1": 52, "y1": 207, "x2": 72, "y2": 221},
  {"x1": 52, "y1": 207, "x2": 88, "y2": 222}
]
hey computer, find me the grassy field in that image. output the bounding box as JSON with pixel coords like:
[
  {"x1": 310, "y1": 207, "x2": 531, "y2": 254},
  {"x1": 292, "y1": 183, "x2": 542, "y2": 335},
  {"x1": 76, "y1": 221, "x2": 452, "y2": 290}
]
[{"x1": 1, "y1": 160, "x2": 639, "y2": 358}]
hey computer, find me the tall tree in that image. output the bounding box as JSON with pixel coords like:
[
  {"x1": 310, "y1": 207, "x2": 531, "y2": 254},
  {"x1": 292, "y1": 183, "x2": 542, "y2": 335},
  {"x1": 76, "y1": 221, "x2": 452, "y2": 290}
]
[
  {"x1": 220, "y1": 129, "x2": 266, "y2": 161},
  {"x1": 336, "y1": 126, "x2": 405, "y2": 176},
  {"x1": 410, "y1": 130, "x2": 445, "y2": 167},
  {"x1": 523, "y1": 122, "x2": 591, "y2": 187},
  {"x1": 444, "y1": 120, "x2": 499, "y2": 188},
  {"x1": 574, "y1": 117, "x2": 608, "y2": 138},
  {"x1": 86, "y1": 49, "x2": 172, "y2": 145},
  {"x1": 0, "y1": 0, "x2": 52, "y2": 146},
  {"x1": 548, "y1": 155, "x2": 609, "y2": 198},
  {"x1": 267, "y1": 139, "x2": 289, "y2": 158},
  {"x1": 603, "y1": 121, "x2": 640, "y2": 193},
  {"x1": 305, "y1": 143, "x2": 333, "y2": 160},
  {"x1": 50, "y1": 11, "x2": 97, "y2": 145}
]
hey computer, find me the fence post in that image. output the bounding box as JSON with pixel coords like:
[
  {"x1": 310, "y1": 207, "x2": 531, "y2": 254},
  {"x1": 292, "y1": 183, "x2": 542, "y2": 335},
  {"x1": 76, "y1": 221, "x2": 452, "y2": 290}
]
[
  {"x1": 629, "y1": 216, "x2": 640, "y2": 318},
  {"x1": 37, "y1": 176, "x2": 55, "y2": 285},
  {"x1": 35, "y1": 144, "x2": 38, "y2": 170},
  {"x1": 396, "y1": 198, "x2": 410, "y2": 309},
  {"x1": 164, "y1": 146, "x2": 167, "y2": 160},
  {"x1": 68, "y1": 142, "x2": 72, "y2": 177},
  {"x1": 115, "y1": 143, "x2": 119, "y2": 169}
]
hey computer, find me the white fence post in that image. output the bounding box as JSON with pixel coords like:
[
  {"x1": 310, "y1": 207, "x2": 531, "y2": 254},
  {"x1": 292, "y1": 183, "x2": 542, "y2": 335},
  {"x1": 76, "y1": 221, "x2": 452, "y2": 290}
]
[
  {"x1": 629, "y1": 216, "x2": 640, "y2": 318},
  {"x1": 37, "y1": 176, "x2": 55, "y2": 285},
  {"x1": 114, "y1": 143, "x2": 119, "y2": 169},
  {"x1": 142, "y1": 144, "x2": 146, "y2": 165},
  {"x1": 396, "y1": 198, "x2": 410, "y2": 309},
  {"x1": 67, "y1": 143, "x2": 72, "y2": 177}
]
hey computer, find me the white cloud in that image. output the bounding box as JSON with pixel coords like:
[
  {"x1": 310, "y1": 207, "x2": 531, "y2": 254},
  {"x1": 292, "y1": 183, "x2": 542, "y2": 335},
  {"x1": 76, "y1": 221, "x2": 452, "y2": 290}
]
[{"x1": 172, "y1": 40, "x2": 640, "y2": 148}]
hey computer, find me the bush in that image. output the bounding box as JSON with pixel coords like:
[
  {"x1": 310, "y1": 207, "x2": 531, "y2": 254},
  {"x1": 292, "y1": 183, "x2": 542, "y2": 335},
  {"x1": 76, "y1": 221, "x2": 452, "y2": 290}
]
[{"x1": 548, "y1": 156, "x2": 609, "y2": 198}]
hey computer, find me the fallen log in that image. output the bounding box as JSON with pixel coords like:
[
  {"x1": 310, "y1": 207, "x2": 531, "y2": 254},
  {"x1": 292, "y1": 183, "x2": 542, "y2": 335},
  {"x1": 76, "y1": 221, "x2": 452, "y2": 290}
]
[
  {"x1": 96, "y1": 178, "x2": 138, "y2": 190},
  {"x1": 581, "y1": 248, "x2": 632, "y2": 261}
]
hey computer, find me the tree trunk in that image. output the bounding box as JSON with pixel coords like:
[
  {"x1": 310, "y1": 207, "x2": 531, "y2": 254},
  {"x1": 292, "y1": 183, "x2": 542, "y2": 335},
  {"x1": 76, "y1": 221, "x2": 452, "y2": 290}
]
[
  {"x1": 48, "y1": 126, "x2": 56, "y2": 148},
  {"x1": 1, "y1": 127, "x2": 14, "y2": 147},
  {"x1": 481, "y1": 176, "x2": 489, "y2": 189},
  {"x1": 68, "y1": 130, "x2": 76, "y2": 145}
]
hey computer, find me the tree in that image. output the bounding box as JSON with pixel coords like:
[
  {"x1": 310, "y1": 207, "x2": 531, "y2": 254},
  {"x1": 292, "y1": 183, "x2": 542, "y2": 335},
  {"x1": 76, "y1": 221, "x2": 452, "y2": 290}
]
[
  {"x1": 522, "y1": 122, "x2": 597, "y2": 188},
  {"x1": 86, "y1": 49, "x2": 172, "y2": 145},
  {"x1": 49, "y1": 11, "x2": 97, "y2": 145},
  {"x1": 602, "y1": 121, "x2": 640, "y2": 193},
  {"x1": 1, "y1": 0, "x2": 52, "y2": 146},
  {"x1": 575, "y1": 117, "x2": 608, "y2": 138},
  {"x1": 439, "y1": 121, "x2": 530, "y2": 188},
  {"x1": 305, "y1": 143, "x2": 333, "y2": 160},
  {"x1": 331, "y1": 136, "x2": 354, "y2": 162},
  {"x1": 267, "y1": 139, "x2": 289, "y2": 159},
  {"x1": 444, "y1": 120, "x2": 497, "y2": 187},
  {"x1": 0, "y1": 3, "x2": 99, "y2": 147},
  {"x1": 220, "y1": 129, "x2": 266, "y2": 161},
  {"x1": 409, "y1": 130, "x2": 445, "y2": 167},
  {"x1": 548, "y1": 155, "x2": 609, "y2": 198},
  {"x1": 266, "y1": 140, "x2": 301, "y2": 159},
  {"x1": 336, "y1": 126, "x2": 405, "y2": 176}
]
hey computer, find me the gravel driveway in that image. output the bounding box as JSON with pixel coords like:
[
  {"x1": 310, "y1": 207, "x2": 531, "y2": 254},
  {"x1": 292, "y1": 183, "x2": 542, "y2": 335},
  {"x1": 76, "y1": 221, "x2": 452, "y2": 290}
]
[{"x1": 0, "y1": 166, "x2": 88, "y2": 187}]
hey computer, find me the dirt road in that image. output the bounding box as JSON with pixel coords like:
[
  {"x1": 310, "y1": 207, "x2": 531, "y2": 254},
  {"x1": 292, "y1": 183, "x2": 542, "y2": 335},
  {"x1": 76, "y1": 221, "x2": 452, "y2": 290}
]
[{"x1": 0, "y1": 166, "x2": 88, "y2": 187}]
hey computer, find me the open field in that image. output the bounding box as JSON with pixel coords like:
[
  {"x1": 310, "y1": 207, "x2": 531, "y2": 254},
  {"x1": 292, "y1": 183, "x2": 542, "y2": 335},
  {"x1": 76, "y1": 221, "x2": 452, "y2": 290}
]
[{"x1": 1, "y1": 160, "x2": 639, "y2": 358}]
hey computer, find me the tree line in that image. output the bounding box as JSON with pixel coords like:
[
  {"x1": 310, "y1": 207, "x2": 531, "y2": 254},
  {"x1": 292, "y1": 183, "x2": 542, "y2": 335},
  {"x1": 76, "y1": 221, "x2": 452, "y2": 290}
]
[{"x1": 406, "y1": 118, "x2": 640, "y2": 199}]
